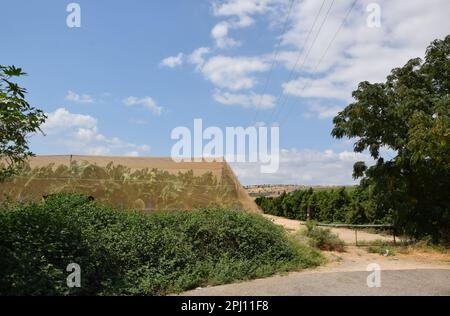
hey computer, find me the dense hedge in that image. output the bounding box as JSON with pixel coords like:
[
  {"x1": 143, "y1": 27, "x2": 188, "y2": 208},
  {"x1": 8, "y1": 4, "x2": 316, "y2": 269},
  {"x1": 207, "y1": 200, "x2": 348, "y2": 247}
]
[
  {"x1": 0, "y1": 194, "x2": 322, "y2": 295},
  {"x1": 255, "y1": 187, "x2": 393, "y2": 225}
]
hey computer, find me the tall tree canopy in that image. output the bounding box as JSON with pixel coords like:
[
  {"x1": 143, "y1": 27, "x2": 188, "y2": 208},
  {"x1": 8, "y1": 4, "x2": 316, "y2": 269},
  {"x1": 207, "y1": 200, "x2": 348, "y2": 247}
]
[
  {"x1": 332, "y1": 36, "x2": 450, "y2": 242},
  {"x1": 0, "y1": 65, "x2": 46, "y2": 181}
]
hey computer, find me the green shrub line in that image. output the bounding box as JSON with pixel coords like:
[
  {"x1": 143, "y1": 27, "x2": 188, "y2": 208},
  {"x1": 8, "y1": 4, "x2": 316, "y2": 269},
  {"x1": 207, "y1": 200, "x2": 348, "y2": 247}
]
[
  {"x1": 0, "y1": 194, "x2": 323, "y2": 296},
  {"x1": 255, "y1": 187, "x2": 387, "y2": 226}
]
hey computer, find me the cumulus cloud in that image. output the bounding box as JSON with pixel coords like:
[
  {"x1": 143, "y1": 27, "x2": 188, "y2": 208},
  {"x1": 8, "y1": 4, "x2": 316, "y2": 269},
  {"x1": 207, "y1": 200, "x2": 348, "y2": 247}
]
[
  {"x1": 201, "y1": 55, "x2": 269, "y2": 90},
  {"x1": 39, "y1": 108, "x2": 151, "y2": 156},
  {"x1": 211, "y1": 21, "x2": 241, "y2": 49},
  {"x1": 212, "y1": 0, "x2": 270, "y2": 18},
  {"x1": 160, "y1": 53, "x2": 184, "y2": 68},
  {"x1": 213, "y1": 90, "x2": 275, "y2": 109},
  {"x1": 43, "y1": 108, "x2": 97, "y2": 132},
  {"x1": 202, "y1": 0, "x2": 450, "y2": 119},
  {"x1": 230, "y1": 148, "x2": 373, "y2": 185},
  {"x1": 65, "y1": 90, "x2": 94, "y2": 104},
  {"x1": 123, "y1": 96, "x2": 163, "y2": 115},
  {"x1": 278, "y1": 0, "x2": 450, "y2": 108},
  {"x1": 210, "y1": 0, "x2": 274, "y2": 48},
  {"x1": 188, "y1": 47, "x2": 211, "y2": 70}
]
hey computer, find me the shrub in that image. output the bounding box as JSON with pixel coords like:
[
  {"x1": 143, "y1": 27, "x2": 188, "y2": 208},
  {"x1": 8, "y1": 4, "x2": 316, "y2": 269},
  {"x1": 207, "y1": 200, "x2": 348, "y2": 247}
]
[
  {"x1": 367, "y1": 238, "x2": 449, "y2": 256},
  {"x1": 304, "y1": 221, "x2": 345, "y2": 252},
  {"x1": 367, "y1": 241, "x2": 396, "y2": 256},
  {"x1": 0, "y1": 194, "x2": 323, "y2": 295}
]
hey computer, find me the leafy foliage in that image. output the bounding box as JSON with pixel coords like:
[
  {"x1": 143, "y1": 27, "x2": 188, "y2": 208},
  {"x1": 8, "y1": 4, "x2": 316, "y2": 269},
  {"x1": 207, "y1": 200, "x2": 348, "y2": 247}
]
[
  {"x1": 0, "y1": 65, "x2": 46, "y2": 181},
  {"x1": 255, "y1": 186, "x2": 389, "y2": 225},
  {"x1": 303, "y1": 221, "x2": 345, "y2": 252},
  {"x1": 332, "y1": 36, "x2": 450, "y2": 242},
  {"x1": 0, "y1": 194, "x2": 322, "y2": 295}
]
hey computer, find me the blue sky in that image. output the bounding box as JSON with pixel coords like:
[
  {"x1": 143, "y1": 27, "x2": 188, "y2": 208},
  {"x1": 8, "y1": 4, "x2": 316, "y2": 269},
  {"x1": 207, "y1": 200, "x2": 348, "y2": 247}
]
[{"x1": 2, "y1": 0, "x2": 449, "y2": 184}]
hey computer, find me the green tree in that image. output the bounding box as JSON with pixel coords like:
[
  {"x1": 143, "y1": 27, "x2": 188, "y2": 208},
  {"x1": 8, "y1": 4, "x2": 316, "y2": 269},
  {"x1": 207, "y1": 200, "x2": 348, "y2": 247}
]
[
  {"x1": 332, "y1": 36, "x2": 450, "y2": 242},
  {"x1": 0, "y1": 65, "x2": 46, "y2": 181}
]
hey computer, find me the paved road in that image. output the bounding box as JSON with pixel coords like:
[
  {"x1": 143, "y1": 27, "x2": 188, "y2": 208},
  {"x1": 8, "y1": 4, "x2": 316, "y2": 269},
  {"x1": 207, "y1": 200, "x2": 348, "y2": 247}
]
[{"x1": 183, "y1": 269, "x2": 450, "y2": 296}]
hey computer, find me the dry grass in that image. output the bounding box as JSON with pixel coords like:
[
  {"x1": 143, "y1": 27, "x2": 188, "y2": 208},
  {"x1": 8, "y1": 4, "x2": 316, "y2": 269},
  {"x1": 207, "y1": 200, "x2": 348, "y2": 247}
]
[{"x1": 365, "y1": 239, "x2": 450, "y2": 262}]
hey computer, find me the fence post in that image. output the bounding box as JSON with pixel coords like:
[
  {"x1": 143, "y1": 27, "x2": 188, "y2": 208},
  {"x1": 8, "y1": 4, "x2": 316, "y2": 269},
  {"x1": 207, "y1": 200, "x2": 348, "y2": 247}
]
[
  {"x1": 393, "y1": 227, "x2": 396, "y2": 245},
  {"x1": 355, "y1": 228, "x2": 358, "y2": 246}
]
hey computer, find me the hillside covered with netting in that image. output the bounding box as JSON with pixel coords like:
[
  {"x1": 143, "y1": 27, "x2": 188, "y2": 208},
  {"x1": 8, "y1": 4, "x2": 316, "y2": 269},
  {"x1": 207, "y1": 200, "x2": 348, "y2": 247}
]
[{"x1": 0, "y1": 156, "x2": 259, "y2": 212}]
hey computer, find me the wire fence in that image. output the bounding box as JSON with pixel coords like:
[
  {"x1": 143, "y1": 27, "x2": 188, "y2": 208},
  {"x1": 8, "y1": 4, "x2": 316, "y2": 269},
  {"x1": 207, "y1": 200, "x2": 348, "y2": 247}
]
[{"x1": 316, "y1": 223, "x2": 396, "y2": 246}]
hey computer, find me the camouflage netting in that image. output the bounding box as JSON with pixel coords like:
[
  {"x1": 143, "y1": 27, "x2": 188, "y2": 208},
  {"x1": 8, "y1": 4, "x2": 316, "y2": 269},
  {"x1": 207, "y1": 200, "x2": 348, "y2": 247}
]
[{"x1": 0, "y1": 156, "x2": 260, "y2": 212}]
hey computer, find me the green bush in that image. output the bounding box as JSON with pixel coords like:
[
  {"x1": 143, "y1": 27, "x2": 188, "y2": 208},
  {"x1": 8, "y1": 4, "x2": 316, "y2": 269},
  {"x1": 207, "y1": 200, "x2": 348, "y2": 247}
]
[
  {"x1": 0, "y1": 194, "x2": 322, "y2": 295},
  {"x1": 304, "y1": 221, "x2": 345, "y2": 252},
  {"x1": 367, "y1": 241, "x2": 396, "y2": 256}
]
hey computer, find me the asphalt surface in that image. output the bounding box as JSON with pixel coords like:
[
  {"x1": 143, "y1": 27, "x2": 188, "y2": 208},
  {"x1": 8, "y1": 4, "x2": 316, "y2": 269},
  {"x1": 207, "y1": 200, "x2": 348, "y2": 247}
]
[{"x1": 182, "y1": 269, "x2": 450, "y2": 296}]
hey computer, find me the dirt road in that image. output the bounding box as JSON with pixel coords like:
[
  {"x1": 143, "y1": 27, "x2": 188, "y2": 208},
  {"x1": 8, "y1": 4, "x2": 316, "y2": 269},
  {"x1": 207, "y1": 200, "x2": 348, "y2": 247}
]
[{"x1": 263, "y1": 214, "x2": 394, "y2": 244}]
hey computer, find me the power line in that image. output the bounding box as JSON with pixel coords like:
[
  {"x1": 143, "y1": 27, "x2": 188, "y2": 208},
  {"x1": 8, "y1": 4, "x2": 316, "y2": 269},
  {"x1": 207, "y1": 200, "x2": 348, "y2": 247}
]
[
  {"x1": 257, "y1": 0, "x2": 327, "y2": 126},
  {"x1": 277, "y1": 0, "x2": 358, "y2": 126},
  {"x1": 267, "y1": 0, "x2": 336, "y2": 125},
  {"x1": 252, "y1": 0, "x2": 296, "y2": 124}
]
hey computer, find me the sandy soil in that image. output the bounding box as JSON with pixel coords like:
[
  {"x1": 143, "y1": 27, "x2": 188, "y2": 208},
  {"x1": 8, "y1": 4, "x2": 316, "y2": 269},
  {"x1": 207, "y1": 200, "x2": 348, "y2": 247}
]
[{"x1": 263, "y1": 214, "x2": 394, "y2": 244}]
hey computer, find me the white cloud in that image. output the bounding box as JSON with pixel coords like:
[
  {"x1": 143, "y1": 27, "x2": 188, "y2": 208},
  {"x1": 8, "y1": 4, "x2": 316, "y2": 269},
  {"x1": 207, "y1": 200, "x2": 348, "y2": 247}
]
[
  {"x1": 173, "y1": 0, "x2": 450, "y2": 121},
  {"x1": 188, "y1": 47, "x2": 211, "y2": 70},
  {"x1": 39, "y1": 108, "x2": 151, "y2": 156},
  {"x1": 43, "y1": 108, "x2": 97, "y2": 132},
  {"x1": 123, "y1": 96, "x2": 163, "y2": 115},
  {"x1": 74, "y1": 127, "x2": 104, "y2": 143},
  {"x1": 211, "y1": 21, "x2": 241, "y2": 49},
  {"x1": 212, "y1": 0, "x2": 270, "y2": 18},
  {"x1": 283, "y1": 77, "x2": 352, "y2": 102},
  {"x1": 201, "y1": 55, "x2": 269, "y2": 90},
  {"x1": 213, "y1": 90, "x2": 275, "y2": 109},
  {"x1": 160, "y1": 53, "x2": 184, "y2": 68},
  {"x1": 230, "y1": 148, "x2": 373, "y2": 185},
  {"x1": 66, "y1": 90, "x2": 94, "y2": 104},
  {"x1": 278, "y1": 0, "x2": 450, "y2": 103},
  {"x1": 210, "y1": 0, "x2": 274, "y2": 48},
  {"x1": 304, "y1": 103, "x2": 343, "y2": 120}
]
